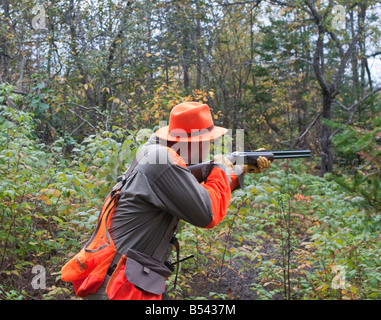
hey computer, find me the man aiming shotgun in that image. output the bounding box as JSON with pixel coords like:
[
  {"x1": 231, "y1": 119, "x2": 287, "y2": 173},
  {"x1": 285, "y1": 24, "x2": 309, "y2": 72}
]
[{"x1": 61, "y1": 101, "x2": 308, "y2": 300}]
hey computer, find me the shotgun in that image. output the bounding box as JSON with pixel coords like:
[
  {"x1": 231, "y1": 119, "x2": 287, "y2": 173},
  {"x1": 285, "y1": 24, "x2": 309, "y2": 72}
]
[{"x1": 188, "y1": 149, "x2": 311, "y2": 183}]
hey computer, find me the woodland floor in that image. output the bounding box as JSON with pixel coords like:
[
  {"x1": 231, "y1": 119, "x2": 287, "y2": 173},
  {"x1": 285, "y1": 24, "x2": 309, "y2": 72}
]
[{"x1": 2, "y1": 240, "x2": 277, "y2": 300}]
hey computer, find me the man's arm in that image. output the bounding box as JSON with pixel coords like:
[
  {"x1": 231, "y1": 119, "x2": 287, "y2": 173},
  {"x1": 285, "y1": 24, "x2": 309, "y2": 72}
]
[{"x1": 150, "y1": 147, "x2": 232, "y2": 229}]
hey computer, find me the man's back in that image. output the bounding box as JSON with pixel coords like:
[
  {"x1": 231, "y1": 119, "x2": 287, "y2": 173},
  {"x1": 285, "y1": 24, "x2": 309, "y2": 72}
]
[{"x1": 109, "y1": 134, "x2": 215, "y2": 261}]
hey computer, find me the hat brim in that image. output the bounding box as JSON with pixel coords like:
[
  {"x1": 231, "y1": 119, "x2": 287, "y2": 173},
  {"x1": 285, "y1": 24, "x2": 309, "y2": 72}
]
[{"x1": 155, "y1": 126, "x2": 228, "y2": 142}]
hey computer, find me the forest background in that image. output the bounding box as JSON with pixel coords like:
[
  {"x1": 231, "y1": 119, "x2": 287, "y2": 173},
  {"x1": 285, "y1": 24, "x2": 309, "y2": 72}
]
[{"x1": 0, "y1": 0, "x2": 380, "y2": 300}]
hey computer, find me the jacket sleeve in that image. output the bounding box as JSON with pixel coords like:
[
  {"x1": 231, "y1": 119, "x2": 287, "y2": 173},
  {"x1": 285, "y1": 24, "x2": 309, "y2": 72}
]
[
  {"x1": 229, "y1": 171, "x2": 241, "y2": 191},
  {"x1": 200, "y1": 166, "x2": 231, "y2": 228},
  {"x1": 149, "y1": 149, "x2": 231, "y2": 229}
]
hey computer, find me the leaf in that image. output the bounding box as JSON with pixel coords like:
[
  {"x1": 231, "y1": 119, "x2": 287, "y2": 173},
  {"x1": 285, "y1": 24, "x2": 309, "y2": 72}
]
[
  {"x1": 145, "y1": 53, "x2": 152, "y2": 57},
  {"x1": 39, "y1": 189, "x2": 60, "y2": 197},
  {"x1": 39, "y1": 103, "x2": 49, "y2": 111},
  {"x1": 317, "y1": 284, "x2": 330, "y2": 291},
  {"x1": 254, "y1": 195, "x2": 266, "y2": 203},
  {"x1": 270, "y1": 198, "x2": 279, "y2": 208},
  {"x1": 3, "y1": 190, "x2": 15, "y2": 199}
]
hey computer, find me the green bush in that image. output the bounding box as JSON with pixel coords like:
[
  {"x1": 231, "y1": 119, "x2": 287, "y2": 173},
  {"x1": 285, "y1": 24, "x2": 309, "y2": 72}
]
[
  {"x1": 173, "y1": 160, "x2": 381, "y2": 300},
  {"x1": 0, "y1": 84, "x2": 143, "y2": 299},
  {"x1": 1, "y1": 83, "x2": 379, "y2": 300}
]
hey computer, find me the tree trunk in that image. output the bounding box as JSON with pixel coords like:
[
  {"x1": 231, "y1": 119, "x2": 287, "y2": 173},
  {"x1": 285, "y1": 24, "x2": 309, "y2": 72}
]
[
  {"x1": 18, "y1": 50, "x2": 25, "y2": 92},
  {"x1": 183, "y1": 61, "x2": 190, "y2": 92},
  {"x1": 311, "y1": 25, "x2": 334, "y2": 176},
  {"x1": 350, "y1": 10, "x2": 359, "y2": 99},
  {"x1": 195, "y1": 0, "x2": 202, "y2": 90},
  {"x1": 320, "y1": 93, "x2": 333, "y2": 175}
]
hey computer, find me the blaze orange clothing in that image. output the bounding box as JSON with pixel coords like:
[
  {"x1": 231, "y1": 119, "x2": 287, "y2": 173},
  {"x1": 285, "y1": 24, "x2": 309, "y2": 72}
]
[{"x1": 61, "y1": 134, "x2": 241, "y2": 300}]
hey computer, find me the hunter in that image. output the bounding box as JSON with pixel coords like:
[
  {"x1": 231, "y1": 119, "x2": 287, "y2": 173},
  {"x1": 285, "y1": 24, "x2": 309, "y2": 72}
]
[{"x1": 61, "y1": 101, "x2": 271, "y2": 300}]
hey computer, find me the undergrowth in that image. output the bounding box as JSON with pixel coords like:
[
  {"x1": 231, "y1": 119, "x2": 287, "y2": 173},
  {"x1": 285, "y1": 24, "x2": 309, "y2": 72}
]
[
  {"x1": 168, "y1": 162, "x2": 380, "y2": 300},
  {"x1": 0, "y1": 87, "x2": 380, "y2": 300}
]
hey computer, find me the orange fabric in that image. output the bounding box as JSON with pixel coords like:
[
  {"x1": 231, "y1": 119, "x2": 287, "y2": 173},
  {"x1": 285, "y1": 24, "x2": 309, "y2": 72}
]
[
  {"x1": 72, "y1": 274, "x2": 105, "y2": 297},
  {"x1": 166, "y1": 147, "x2": 187, "y2": 168},
  {"x1": 106, "y1": 255, "x2": 162, "y2": 300},
  {"x1": 62, "y1": 190, "x2": 163, "y2": 300},
  {"x1": 201, "y1": 166, "x2": 231, "y2": 229},
  {"x1": 61, "y1": 193, "x2": 118, "y2": 297},
  {"x1": 229, "y1": 171, "x2": 240, "y2": 191}
]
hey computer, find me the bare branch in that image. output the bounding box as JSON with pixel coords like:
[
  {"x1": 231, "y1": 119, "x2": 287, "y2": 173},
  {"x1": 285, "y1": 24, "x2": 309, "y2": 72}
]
[
  {"x1": 332, "y1": 87, "x2": 381, "y2": 135},
  {"x1": 335, "y1": 87, "x2": 381, "y2": 112},
  {"x1": 68, "y1": 108, "x2": 96, "y2": 132},
  {"x1": 335, "y1": 99, "x2": 350, "y2": 112},
  {"x1": 270, "y1": 0, "x2": 307, "y2": 11},
  {"x1": 333, "y1": 34, "x2": 359, "y2": 93},
  {"x1": 291, "y1": 110, "x2": 323, "y2": 148},
  {"x1": 367, "y1": 51, "x2": 381, "y2": 58},
  {"x1": 219, "y1": 0, "x2": 262, "y2": 6}
]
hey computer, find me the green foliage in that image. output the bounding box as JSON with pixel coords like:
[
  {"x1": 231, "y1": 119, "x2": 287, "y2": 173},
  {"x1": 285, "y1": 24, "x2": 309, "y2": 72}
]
[
  {"x1": 325, "y1": 115, "x2": 381, "y2": 210},
  {"x1": 171, "y1": 160, "x2": 381, "y2": 300},
  {"x1": 0, "y1": 84, "x2": 143, "y2": 299},
  {"x1": 0, "y1": 84, "x2": 379, "y2": 300}
]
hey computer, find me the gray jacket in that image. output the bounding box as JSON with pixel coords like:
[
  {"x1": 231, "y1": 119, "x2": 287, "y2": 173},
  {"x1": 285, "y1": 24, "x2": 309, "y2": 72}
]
[{"x1": 109, "y1": 134, "x2": 231, "y2": 262}]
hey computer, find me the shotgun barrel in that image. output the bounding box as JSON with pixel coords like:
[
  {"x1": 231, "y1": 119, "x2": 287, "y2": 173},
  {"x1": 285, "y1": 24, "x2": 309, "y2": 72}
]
[
  {"x1": 229, "y1": 149, "x2": 311, "y2": 164},
  {"x1": 188, "y1": 149, "x2": 311, "y2": 183}
]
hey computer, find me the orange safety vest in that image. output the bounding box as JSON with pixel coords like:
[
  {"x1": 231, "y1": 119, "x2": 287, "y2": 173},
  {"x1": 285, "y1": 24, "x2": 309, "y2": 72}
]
[
  {"x1": 61, "y1": 191, "x2": 118, "y2": 297},
  {"x1": 61, "y1": 151, "x2": 176, "y2": 300}
]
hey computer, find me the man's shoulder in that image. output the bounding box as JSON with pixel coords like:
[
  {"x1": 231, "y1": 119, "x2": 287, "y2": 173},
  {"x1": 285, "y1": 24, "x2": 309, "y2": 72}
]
[
  {"x1": 165, "y1": 146, "x2": 187, "y2": 168},
  {"x1": 135, "y1": 142, "x2": 187, "y2": 179}
]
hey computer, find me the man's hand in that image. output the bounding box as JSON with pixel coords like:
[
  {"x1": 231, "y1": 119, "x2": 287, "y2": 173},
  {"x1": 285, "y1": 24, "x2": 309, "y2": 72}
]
[
  {"x1": 244, "y1": 156, "x2": 271, "y2": 174},
  {"x1": 244, "y1": 148, "x2": 271, "y2": 174},
  {"x1": 214, "y1": 149, "x2": 271, "y2": 175},
  {"x1": 213, "y1": 154, "x2": 234, "y2": 173}
]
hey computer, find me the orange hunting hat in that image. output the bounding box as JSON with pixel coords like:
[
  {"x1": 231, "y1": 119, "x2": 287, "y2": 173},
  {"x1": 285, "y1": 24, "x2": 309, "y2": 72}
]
[{"x1": 155, "y1": 102, "x2": 228, "y2": 142}]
